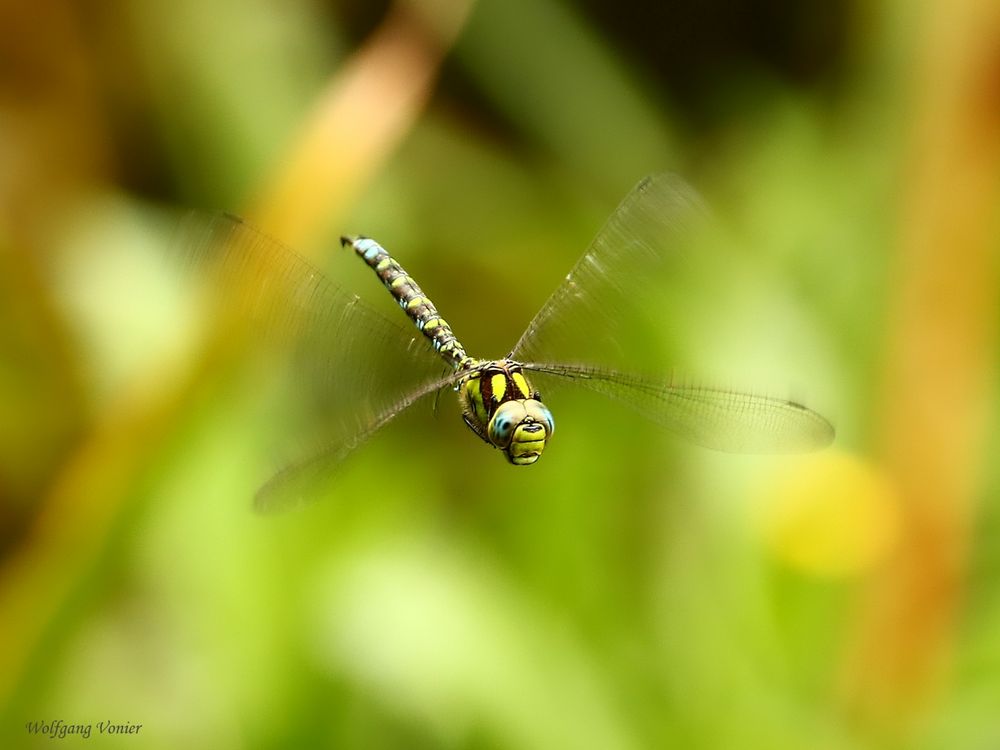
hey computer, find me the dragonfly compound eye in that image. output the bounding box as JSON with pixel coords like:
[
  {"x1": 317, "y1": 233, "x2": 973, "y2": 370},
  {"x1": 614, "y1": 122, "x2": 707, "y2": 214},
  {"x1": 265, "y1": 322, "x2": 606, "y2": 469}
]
[
  {"x1": 488, "y1": 401, "x2": 527, "y2": 447},
  {"x1": 523, "y1": 399, "x2": 554, "y2": 437},
  {"x1": 488, "y1": 398, "x2": 553, "y2": 465}
]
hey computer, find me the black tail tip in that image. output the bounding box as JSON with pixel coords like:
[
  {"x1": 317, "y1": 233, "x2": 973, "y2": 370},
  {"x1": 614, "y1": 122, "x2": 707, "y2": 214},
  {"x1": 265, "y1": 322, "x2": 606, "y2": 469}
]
[{"x1": 339, "y1": 235, "x2": 353, "y2": 248}]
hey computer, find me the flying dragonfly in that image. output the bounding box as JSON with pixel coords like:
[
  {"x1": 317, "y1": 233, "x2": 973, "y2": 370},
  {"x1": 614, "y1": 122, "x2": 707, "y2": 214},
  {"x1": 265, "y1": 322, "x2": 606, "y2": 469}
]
[{"x1": 176, "y1": 174, "x2": 834, "y2": 510}]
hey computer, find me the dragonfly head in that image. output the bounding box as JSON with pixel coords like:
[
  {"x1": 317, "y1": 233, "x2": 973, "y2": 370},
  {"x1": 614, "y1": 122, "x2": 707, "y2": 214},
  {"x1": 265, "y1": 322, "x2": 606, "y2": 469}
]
[{"x1": 488, "y1": 399, "x2": 555, "y2": 465}]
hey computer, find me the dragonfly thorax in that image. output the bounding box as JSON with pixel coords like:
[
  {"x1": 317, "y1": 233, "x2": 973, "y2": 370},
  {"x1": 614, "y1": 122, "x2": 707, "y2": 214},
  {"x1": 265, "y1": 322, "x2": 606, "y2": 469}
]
[{"x1": 458, "y1": 359, "x2": 555, "y2": 465}]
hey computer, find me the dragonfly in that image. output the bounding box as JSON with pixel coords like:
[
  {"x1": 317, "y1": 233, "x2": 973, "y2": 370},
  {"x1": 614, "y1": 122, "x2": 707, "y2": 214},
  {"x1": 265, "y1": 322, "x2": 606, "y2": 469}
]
[{"x1": 176, "y1": 174, "x2": 834, "y2": 510}]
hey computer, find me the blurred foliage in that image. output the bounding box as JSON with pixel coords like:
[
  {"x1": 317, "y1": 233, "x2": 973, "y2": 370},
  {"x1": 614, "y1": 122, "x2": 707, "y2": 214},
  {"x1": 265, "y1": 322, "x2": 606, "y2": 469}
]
[{"x1": 1, "y1": 0, "x2": 999, "y2": 748}]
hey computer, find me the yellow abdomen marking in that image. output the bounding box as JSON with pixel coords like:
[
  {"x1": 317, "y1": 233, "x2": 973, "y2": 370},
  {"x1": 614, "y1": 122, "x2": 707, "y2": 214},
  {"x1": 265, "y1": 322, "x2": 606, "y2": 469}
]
[{"x1": 406, "y1": 296, "x2": 429, "y2": 310}]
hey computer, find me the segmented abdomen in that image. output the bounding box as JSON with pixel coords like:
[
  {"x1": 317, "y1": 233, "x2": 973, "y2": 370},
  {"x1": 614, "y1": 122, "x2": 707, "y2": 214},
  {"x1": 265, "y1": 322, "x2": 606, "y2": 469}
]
[{"x1": 344, "y1": 236, "x2": 471, "y2": 371}]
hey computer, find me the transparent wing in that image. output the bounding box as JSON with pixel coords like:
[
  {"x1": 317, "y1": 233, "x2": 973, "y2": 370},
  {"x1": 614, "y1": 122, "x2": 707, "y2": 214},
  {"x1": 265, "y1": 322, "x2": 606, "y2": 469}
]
[
  {"x1": 522, "y1": 363, "x2": 834, "y2": 453},
  {"x1": 510, "y1": 173, "x2": 707, "y2": 369},
  {"x1": 511, "y1": 173, "x2": 833, "y2": 452},
  {"x1": 172, "y1": 213, "x2": 455, "y2": 510},
  {"x1": 254, "y1": 369, "x2": 461, "y2": 511}
]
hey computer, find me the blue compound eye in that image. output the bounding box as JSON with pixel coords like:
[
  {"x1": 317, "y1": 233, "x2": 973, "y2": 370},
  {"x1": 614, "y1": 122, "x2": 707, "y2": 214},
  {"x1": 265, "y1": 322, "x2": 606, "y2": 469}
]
[
  {"x1": 488, "y1": 401, "x2": 527, "y2": 447},
  {"x1": 525, "y1": 400, "x2": 554, "y2": 436}
]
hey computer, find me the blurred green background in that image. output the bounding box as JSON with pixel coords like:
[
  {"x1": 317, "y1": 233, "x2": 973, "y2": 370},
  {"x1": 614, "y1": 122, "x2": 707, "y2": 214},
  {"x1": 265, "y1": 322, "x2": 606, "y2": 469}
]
[{"x1": 2, "y1": 0, "x2": 999, "y2": 748}]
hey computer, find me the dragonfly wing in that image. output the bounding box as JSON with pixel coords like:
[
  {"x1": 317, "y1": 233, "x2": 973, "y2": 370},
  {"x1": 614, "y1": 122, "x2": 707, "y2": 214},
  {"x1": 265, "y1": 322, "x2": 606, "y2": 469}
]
[
  {"x1": 172, "y1": 213, "x2": 454, "y2": 509},
  {"x1": 253, "y1": 370, "x2": 461, "y2": 511},
  {"x1": 511, "y1": 174, "x2": 833, "y2": 452},
  {"x1": 510, "y1": 173, "x2": 707, "y2": 370},
  {"x1": 521, "y1": 363, "x2": 834, "y2": 453}
]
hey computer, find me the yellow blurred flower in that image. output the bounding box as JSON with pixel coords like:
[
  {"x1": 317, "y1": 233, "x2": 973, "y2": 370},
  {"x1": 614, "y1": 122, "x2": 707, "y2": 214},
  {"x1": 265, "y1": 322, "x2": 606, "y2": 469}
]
[{"x1": 756, "y1": 451, "x2": 901, "y2": 578}]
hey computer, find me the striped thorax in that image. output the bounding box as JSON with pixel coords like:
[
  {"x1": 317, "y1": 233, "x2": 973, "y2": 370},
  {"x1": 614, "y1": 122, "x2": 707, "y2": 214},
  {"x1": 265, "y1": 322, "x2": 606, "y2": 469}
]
[{"x1": 457, "y1": 359, "x2": 555, "y2": 465}]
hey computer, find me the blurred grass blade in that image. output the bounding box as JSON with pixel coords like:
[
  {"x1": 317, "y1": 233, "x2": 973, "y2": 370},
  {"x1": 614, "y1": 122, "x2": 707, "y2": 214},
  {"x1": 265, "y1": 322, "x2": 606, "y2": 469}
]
[{"x1": 249, "y1": 0, "x2": 475, "y2": 251}]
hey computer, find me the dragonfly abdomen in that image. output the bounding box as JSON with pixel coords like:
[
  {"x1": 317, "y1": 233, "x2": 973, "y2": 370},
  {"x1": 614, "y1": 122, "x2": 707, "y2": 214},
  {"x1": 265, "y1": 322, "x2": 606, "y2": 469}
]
[{"x1": 343, "y1": 236, "x2": 471, "y2": 371}]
